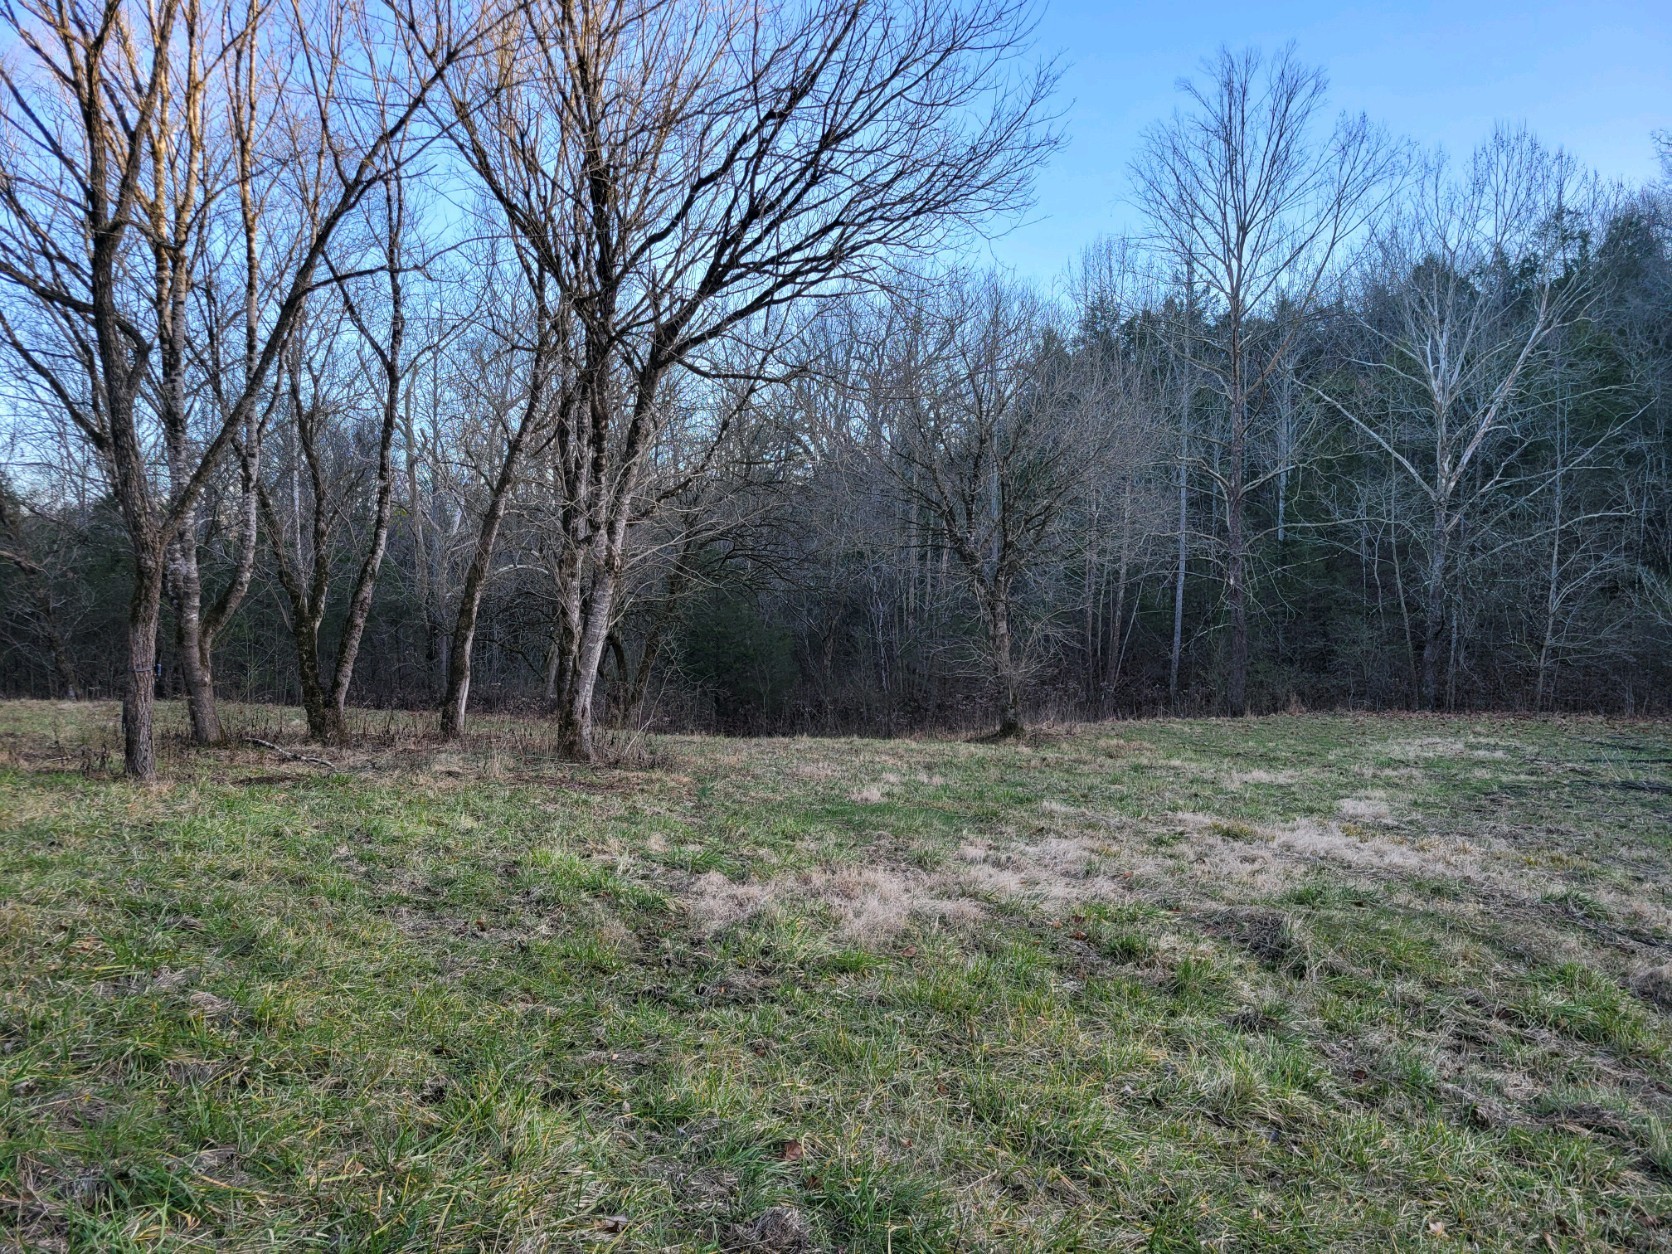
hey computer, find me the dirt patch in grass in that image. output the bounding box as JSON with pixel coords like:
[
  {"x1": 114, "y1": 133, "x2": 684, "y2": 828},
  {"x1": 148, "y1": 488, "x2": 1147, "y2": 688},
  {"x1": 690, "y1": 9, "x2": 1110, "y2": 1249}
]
[
  {"x1": 723, "y1": 1205, "x2": 815, "y2": 1251},
  {"x1": 1631, "y1": 962, "x2": 1672, "y2": 1009},
  {"x1": 1201, "y1": 907, "x2": 1315, "y2": 975}
]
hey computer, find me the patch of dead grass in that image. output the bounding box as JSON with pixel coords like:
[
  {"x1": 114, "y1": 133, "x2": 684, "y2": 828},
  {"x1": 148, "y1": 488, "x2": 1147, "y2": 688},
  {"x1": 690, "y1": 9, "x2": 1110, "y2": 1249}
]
[
  {"x1": 684, "y1": 866, "x2": 984, "y2": 943},
  {"x1": 789, "y1": 762, "x2": 840, "y2": 780},
  {"x1": 1337, "y1": 795, "x2": 1394, "y2": 821},
  {"x1": 1227, "y1": 768, "x2": 1306, "y2": 786}
]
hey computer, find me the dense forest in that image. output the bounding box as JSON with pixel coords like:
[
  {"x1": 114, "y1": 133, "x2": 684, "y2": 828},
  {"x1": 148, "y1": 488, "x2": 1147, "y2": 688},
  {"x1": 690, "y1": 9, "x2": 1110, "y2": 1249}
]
[{"x1": 0, "y1": 0, "x2": 1667, "y2": 780}]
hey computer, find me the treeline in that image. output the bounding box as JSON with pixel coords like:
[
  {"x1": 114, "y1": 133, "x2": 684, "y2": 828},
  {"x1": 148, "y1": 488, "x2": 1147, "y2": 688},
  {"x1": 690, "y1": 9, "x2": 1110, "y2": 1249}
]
[{"x1": 0, "y1": 3, "x2": 1666, "y2": 779}]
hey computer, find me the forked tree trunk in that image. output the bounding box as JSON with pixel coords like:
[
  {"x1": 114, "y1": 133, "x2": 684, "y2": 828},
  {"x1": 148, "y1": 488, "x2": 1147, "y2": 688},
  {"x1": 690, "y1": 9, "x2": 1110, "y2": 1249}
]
[
  {"x1": 324, "y1": 499, "x2": 393, "y2": 742},
  {"x1": 553, "y1": 397, "x2": 659, "y2": 762},
  {"x1": 163, "y1": 381, "x2": 223, "y2": 745},
  {"x1": 265, "y1": 264, "x2": 398, "y2": 746},
  {"x1": 173, "y1": 435, "x2": 261, "y2": 741},
  {"x1": 439, "y1": 299, "x2": 553, "y2": 741}
]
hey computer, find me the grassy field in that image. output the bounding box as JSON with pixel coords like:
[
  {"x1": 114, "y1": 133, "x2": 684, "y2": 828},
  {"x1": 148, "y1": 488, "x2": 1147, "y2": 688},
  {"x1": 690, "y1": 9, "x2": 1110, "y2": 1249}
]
[{"x1": 2, "y1": 702, "x2": 1672, "y2": 1251}]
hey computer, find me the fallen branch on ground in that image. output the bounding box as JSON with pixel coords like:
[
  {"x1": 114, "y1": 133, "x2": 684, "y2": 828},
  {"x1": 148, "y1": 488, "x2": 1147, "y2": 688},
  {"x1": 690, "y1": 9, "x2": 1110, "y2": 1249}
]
[{"x1": 243, "y1": 737, "x2": 337, "y2": 770}]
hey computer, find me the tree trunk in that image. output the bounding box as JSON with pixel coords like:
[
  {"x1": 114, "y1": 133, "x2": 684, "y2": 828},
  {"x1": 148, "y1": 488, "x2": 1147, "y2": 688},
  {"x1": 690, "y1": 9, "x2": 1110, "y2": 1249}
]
[
  {"x1": 259, "y1": 468, "x2": 340, "y2": 743},
  {"x1": 1225, "y1": 322, "x2": 1250, "y2": 717},
  {"x1": 1386, "y1": 472, "x2": 1419, "y2": 700},
  {"x1": 1419, "y1": 504, "x2": 1449, "y2": 712},
  {"x1": 1105, "y1": 478, "x2": 1133, "y2": 699},
  {"x1": 123, "y1": 548, "x2": 166, "y2": 781},
  {"x1": 323, "y1": 398, "x2": 398, "y2": 741},
  {"x1": 167, "y1": 526, "x2": 224, "y2": 744},
  {"x1": 1226, "y1": 516, "x2": 1248, "y2": 716},
  {"x1": 1535, "y1": 421, "x2": 1566, "y2": 711},
  {"x1": 40, "y1": 593, "x2": 80, "y2": 700},
  {"x1": 1225, "y1": 406, "x2": 1249, "y2": 717},
  {"x1": 314, "y1": 691, "x2": 348, "y2": 744},
  {"x1": 441, "y1": 437, "x2": 529, "y2": 739},
  {"x1": 440, "y1": 300, "x2": 552, "y2": 740},
  {"x1": 296, "y1": 633, "x2": 333, "y2": 742},
  {"x1": 1171, "y1": 259, "x2": 1195, "y2": 712},
  {"x1": 439, "y1": 553, "x2": 488, "y2": 740},
  {"x1": 553, "y1": 354, "x2": 642, "y2": 763},
  {"x1": 1170, "y1": 427, "x2": 1187, "y2": 709},
  {"x1": 624, "y1": 621, "x2": 661, "y2": 715},
  {"x1": 319, "y1": 188, "x2": 406, "y2": 742},
  {"x1": 544, "y1": 518, "x2": 586, "y2": 713},
  {"x1": 989, "y1": 590, "x2": 1023, "y2": 738},
  {"x1": 558, "y1": 558, "x2": 619, "y2": 761},
  {"x1": 542, "y1": 615, "x2": 568, "y2": 706}
]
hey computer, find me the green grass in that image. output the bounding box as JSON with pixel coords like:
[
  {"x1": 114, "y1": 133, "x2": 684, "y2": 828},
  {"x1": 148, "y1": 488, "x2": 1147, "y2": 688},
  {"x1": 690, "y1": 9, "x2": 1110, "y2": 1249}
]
[{"x1": 2, "y1": 702, "x2": 1671, "y2": 1249}]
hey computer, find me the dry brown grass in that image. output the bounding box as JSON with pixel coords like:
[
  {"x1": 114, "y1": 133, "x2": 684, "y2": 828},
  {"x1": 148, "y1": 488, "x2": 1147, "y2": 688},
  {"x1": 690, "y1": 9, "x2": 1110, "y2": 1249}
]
[{"x1": 684, "y1": 866, "x2": 985, "y2": 943}]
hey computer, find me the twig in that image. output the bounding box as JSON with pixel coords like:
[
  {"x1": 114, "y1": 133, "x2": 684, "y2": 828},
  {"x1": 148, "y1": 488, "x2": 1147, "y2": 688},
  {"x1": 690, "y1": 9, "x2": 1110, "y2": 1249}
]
[{"x1": 243, "y1": 736, "x2": 337, "y2": 770}]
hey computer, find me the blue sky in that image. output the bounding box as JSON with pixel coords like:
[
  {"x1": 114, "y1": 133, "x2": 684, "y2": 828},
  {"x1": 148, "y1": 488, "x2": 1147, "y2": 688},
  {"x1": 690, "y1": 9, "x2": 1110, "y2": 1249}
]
[{"x1": 980, "y1": 0, "x2": 1672, "y2": 281}]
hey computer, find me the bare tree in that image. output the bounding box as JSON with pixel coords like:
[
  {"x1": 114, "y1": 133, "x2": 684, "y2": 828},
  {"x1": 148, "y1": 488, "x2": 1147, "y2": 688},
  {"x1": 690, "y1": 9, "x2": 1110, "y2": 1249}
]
[
  {"x1": 857, "y1": 275, "x2": 1100, "y2": 736},
  {"x1": 436, "y1": 0, "x2": 1057, "y2": 756},
  {"x1": 1133, "y1": 44, "x2": 1404, "y2": 715},
  {"x1": 1068, "y1": 239, "x2": 1173, "y2": 711},
  {"x1": 4, "y1": 24, "x2": 1663, "y2": 733},
  {"x1": 134, "y1": 0, "x2": 261, "y2": 746},
  {"x1": 1316, "y1": 129, "x2": 1603, "y2": 709},
  {"x1": 0, "y1": 0, "x2": 477, "y2": 777},
  {"x1": 430, "y1": 245, "x2": 566, "y2": 741},
  {"x1": 258, "y1": 124, "x2": 424, "y2": 742}
]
